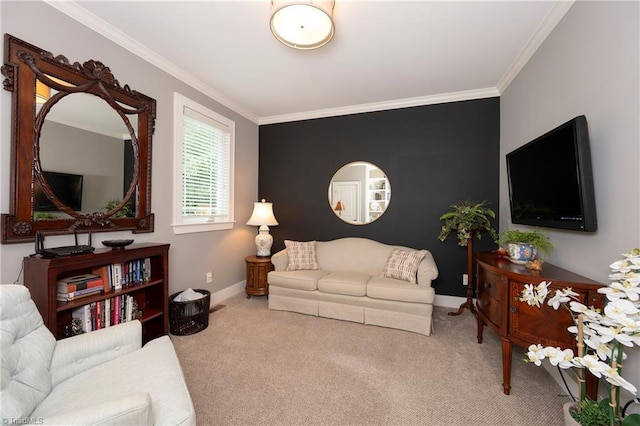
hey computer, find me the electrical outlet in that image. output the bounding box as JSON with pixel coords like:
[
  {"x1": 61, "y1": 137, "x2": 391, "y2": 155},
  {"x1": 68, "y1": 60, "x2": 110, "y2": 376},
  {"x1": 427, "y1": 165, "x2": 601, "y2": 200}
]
[
  {"x1": 462, "y1": 273, "x2": 468, "y2": 286},
  {"x1": 206, "y1": 271, "x2": 213, "y2": 283}
]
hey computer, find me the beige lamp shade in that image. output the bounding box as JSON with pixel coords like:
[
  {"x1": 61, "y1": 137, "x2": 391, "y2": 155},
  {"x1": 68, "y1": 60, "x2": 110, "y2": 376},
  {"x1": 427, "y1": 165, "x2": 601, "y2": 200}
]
[
  {"x1": 270, "y1": 0, "x2": 335, "y2": 50},
  {"x1": 247, "y1": 199, "x2": 279, "y2": 257}
]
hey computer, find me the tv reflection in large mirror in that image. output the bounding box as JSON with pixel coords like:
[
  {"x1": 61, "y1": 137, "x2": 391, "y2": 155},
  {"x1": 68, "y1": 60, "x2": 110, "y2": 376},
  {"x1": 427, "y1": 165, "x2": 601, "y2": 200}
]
[{"x1": 34, "y1": 171, "x2": 83, "y2": 213}]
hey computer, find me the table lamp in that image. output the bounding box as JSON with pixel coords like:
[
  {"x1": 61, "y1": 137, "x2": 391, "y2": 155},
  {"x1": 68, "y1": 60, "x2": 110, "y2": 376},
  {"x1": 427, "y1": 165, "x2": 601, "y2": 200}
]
[{"x1": 246, "y1": 199, "x2": 279, "y2": 257}]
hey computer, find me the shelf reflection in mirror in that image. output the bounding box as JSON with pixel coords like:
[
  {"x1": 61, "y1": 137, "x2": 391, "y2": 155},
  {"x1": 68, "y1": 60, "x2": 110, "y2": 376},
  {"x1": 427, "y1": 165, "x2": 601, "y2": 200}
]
[{"x1": 328, "y1": 161, "x2": 391, "y2": 224}]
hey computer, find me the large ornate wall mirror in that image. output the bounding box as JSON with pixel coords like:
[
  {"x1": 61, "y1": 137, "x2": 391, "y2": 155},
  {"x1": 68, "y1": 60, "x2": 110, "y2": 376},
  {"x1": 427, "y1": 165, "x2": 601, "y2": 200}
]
[
  {"x1": 328, "y1": 161, "x2": 391, "y2": 224},
  {"x1": 1, "y1": 34, "x2": 155, "y2": 243}
]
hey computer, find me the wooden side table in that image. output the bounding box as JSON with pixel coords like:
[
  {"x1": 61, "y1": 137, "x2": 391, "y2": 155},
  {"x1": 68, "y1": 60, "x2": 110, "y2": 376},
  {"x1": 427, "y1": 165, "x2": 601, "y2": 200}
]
[{"x1": 245, "y1": 255, "x2": 274, "y2": 298}]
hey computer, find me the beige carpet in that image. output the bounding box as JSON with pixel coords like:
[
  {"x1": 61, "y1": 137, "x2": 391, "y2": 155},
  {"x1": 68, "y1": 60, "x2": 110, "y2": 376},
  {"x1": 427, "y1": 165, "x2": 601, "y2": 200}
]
[{"x1": 171, "y1": 294, "x2": 569, "y2": 425}]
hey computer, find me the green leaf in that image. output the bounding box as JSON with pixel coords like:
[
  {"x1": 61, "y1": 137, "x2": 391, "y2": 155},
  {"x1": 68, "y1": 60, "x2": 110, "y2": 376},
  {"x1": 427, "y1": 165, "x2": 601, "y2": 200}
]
[{"x1": 623, "y1": 414, "x2": 640, "y2": 426}]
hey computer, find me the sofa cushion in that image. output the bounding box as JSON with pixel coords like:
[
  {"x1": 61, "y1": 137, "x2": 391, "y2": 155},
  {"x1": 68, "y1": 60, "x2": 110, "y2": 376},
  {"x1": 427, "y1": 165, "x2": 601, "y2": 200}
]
[
  {"x1": 382, "y1": 248, "x2": 427, "y2": 284},
  {"x1": 367, "y1": 276, "x2": 435, "y2": 304},
  {"x1": 284, "y1": 240, "x2": 319, "y2": 271},
  {"x1": 318, "y1": 272, "x2": 370, "y2": 296},
  {"x1": 268, "y1": 270, "x2": 328, "y2": 291}
]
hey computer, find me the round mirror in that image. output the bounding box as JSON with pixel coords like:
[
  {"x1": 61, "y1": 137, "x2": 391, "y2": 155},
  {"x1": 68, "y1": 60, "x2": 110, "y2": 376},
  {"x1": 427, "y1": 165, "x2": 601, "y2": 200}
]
[
  {"x1": 328, "y1": 161, "x2": 391, "y2": 224},
  {"x1": 35, "y1": 89, "x2": 136, "y2": 220}
]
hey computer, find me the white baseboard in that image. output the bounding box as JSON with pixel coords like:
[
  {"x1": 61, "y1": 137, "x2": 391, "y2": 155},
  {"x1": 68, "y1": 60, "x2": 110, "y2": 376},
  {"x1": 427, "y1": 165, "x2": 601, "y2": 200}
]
[
  {"x1": 209, "y1": 281, "x2": 245, "y2": 307},
  {"x1": 434, "y1": 294, "x2": 468, "y2": 309}
]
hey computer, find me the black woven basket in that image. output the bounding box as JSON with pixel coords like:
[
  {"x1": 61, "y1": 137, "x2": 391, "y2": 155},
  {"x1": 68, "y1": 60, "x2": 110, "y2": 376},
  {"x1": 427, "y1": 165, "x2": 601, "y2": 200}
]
[{"x1": 169, "y1": 289, "x2": 211, "y2": 335}]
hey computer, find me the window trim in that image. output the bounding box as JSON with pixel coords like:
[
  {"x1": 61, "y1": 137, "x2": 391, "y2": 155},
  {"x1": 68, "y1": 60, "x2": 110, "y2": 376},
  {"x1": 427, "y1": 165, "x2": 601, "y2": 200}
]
[{"x1": 172, "y1": 93, "x2": 235, "y2": 234}]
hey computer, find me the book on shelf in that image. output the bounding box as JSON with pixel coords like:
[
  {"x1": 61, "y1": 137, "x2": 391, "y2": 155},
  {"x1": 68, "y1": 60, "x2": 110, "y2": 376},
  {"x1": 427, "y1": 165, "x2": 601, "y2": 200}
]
[
  {"x1": 87, "y1": 258, "x2": 153, "y2": 292},
  {"x1": 72, "y1": 305, "x2": 91, "y2": 333},
  {"x1": 57, "y1": 273, "x2": 102, "y2": 291},
  {"x1": 67, "y1": 294, "x2": 137, "y2": 334},
  {"x1": 57, "y1": 277, "x2": 103, "y2": 293},
  {"x1": 57, "y1": 285, "x2": 103, "y2": 302},
  {"x1": 91, "y1": 265, "x2": 112, "y2": 293}
]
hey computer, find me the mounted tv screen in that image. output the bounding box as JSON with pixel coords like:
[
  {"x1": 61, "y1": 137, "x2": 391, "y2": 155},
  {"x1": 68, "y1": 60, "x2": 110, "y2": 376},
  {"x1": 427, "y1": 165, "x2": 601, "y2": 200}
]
[
  {"x1": 34, "y1": 171, "x2": 83, "y2": 212},
  {"x1": 506, "y1": 115, "x2": 597, "y2": 232}
]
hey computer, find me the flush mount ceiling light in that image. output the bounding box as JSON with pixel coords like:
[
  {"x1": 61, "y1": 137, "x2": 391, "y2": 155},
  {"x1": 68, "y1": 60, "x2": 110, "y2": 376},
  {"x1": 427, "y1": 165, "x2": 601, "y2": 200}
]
[{"x1": 270, "y1": 0, "x2": 335, "y2": 50}]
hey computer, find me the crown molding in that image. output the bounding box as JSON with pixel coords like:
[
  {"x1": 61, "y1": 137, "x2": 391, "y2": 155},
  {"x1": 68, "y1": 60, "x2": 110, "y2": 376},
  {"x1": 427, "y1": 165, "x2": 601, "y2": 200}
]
[
  {"x1": 259, "y1": 87, "x2": 500, "y2": 125},
  {"x1": 44, "y1": 0, "x2": 572, "y2": 127},
  {"x1": 44, "y1": 0, "x2": 260, "y2": 124},
  {"x1": 496, "y1": 0, "x2": 575, "y2": 94}
]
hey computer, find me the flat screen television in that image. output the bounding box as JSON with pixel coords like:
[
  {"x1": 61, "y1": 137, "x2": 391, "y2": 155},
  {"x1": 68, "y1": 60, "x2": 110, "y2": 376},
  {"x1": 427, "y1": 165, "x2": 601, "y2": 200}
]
[
  {"x1": 506, "y1": 115, "x2": 597, "y2": 232},
  {"x1": 34, "y1": 171, "x2": 83, "y2": 212}
]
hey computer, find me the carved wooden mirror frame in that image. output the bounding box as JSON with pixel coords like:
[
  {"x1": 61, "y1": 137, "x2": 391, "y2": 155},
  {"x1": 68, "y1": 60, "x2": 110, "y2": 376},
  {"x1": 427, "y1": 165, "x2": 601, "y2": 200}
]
[{"x1": 1, "y1": 34, "x2": 155, "y2": 243}]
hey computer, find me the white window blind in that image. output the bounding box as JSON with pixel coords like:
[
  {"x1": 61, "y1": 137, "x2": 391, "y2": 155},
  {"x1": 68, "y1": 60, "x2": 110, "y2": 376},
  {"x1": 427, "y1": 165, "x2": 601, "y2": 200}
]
[{"x1": 173, "y1": 93, "x2": 234, "y2": 233}]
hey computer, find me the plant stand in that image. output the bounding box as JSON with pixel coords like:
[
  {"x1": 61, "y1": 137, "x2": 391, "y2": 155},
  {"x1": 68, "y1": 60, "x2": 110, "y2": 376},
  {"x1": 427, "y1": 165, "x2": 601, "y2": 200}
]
[{"x1": 448, "y1": 234, "x2": 475, "y2": 316}]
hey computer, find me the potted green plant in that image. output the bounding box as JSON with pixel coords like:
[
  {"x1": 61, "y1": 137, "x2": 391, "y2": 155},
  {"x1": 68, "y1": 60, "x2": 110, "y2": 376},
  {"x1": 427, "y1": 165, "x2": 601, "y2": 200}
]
[
  {"x1": 499, "y1": 228, "x2": 553, "y2": 264},
  {"x1": 437, "y1": 200, "x2": 498, "y2": 247},
  {"x1": 438, "y1": 200, "x2": 498, "y2": 316},
  {"x1": 522, "y1": 248, "x2": 640, "y2": 426}
]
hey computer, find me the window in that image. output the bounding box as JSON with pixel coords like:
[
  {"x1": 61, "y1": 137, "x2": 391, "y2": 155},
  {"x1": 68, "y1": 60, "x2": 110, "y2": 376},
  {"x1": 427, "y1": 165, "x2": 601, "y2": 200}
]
[{"x1": 173, "y1": 93, "x2": 235, "y2": 233}]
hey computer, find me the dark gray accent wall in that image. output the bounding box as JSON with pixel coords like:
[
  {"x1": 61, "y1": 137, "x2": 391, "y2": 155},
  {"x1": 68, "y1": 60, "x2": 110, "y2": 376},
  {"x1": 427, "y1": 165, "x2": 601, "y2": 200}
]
[{"x1": 259, "y1": 98, "x2": 500, "y2": 297}]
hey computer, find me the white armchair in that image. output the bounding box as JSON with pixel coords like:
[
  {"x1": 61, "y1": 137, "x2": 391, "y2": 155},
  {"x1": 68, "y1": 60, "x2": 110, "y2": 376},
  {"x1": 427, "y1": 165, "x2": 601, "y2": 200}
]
[{"x1": 0, "y1": 284, "x2": 195, "y2": 425}]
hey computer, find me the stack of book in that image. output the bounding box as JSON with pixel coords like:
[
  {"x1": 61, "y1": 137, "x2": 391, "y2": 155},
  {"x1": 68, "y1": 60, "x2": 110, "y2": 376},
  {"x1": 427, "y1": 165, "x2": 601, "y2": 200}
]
[{"x1": 57, "y1": 273, "x2": 105, "y2": 302}]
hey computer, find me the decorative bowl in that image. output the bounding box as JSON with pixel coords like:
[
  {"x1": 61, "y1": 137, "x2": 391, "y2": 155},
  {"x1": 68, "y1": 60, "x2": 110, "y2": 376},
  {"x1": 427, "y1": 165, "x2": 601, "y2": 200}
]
[
  {"x1": 102, "y1": 239, "x2": 134, "y2": 250},
  {"x1": 507, "y1": 243, "x2": 537, "y2": 264}
]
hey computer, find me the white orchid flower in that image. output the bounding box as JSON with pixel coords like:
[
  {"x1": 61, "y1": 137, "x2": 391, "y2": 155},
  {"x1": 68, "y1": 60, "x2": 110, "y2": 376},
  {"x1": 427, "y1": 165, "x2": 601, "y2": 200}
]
[
  {"x1": 576, "y1": 355, "x2": 607, "y2": 377},
  {"x1": 611, "y1": 259, "x2": 635, "y2": 273},
  {"x1": 600, "y1": 280, "x2": 640, "y2": 302},
  {"x1": 519, "y1": 284, "x2": 537, "y2": 306},
  {"x1": 552, "y1": 349, "x2": 576, "y2": 369},
  {"x1": 547, "y1": 288, "x2": 579, "y2": 310},
  {"x1": 535, "y1": 281, "x2": 550, "y2": 299},
  {"x1": 604, "y1": 299, "x2": 639, "y2": 323},
  {"x1": 526, "y1": 344, "x2": 546, "y2": 365},
  {"x1": 569, "y1": 301, "x2": 602, "y2": 321},
  {"x1": 602, "y1": 366, "x2": 638, "y2": 394},
  {"x1": 593, "y1": 324, "x2": 635, "y2": 347},
  {"x1": 583, "y1": 334, "x2": 612, "y2": 361}
]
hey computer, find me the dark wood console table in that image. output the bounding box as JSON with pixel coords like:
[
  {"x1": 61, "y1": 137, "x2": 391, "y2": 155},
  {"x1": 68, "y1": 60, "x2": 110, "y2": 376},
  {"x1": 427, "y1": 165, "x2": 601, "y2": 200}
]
[{"x1": 475, "y1": 252, "x2": 604, "y2": 396}]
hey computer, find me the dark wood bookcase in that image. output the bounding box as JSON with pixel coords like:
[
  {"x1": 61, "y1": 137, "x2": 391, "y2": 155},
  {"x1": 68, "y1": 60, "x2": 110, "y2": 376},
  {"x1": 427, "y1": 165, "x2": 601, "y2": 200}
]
[{"x1": 24, "y1": 243, "x2": 170, "y2": 344}]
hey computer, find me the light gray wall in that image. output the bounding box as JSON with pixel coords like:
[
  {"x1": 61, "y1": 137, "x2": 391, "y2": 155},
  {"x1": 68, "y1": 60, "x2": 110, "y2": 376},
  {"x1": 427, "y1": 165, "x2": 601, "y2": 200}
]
[
  {"x1": 41, "y1": 122, "x2": 124, "y2": 213},
  {"x1": 0, "y1": 1, "x2": 259, "y2": 298},
  {"x1": 500, "y1": 1, "x2": 639, "y2": 396}
]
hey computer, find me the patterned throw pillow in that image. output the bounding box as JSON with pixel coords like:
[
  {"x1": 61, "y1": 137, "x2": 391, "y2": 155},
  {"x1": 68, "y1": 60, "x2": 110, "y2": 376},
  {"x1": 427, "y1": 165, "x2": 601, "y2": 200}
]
[
  {"x1": 285, "y1": 240, "x2": 319, "y2": 271},
  {"x1": 382, "y1": 248, "x2": 427, "y2": 284}
]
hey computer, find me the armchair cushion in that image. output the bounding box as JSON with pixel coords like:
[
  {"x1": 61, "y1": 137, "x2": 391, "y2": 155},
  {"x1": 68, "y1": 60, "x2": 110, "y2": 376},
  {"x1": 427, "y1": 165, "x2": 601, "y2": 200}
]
[
  {"x1": 0, "y1": 285, "x2": 56, "y2": 419},
  {"x1": 51, "y1": 320, "x2": 142, "y2": 386},
  {"x1": 33, "y1": 336, "x2": 195, "y2": 426},
  {"x1": 41, "y1": 392, "x2": 151, "y2": 425}
]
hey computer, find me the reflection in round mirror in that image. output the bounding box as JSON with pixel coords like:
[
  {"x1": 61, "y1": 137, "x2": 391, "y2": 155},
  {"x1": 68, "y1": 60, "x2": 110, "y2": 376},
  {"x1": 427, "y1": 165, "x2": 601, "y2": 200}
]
[
  {"x1": 35, "y1": 91, "x2": 136, "y2": 220},
  {"x1": 328, "y1": 161, "x2": 391, "y2": 224}
]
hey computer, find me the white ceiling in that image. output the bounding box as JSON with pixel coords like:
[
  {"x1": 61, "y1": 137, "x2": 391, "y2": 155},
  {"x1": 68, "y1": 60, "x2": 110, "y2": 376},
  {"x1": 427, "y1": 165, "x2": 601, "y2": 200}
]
[{"x1": 47, "y1": 1, "x2": 574, "y2": 125}]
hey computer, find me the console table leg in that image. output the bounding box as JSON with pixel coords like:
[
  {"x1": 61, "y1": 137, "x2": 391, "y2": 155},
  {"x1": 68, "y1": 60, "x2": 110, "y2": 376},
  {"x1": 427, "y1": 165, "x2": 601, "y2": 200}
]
[
  {"x1": 477, "y1": 315, "x2": 484, "y2": 344},
  {"x1": 501, "y1": 338, "x2": 512, "y2": 395}
]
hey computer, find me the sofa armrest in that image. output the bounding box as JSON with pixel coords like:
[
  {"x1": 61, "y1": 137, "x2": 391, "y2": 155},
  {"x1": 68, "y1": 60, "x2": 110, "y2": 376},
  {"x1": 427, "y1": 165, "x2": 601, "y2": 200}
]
[
  {"x1": 270, "y1": 248, "x2": 288, "y2": 271},
  {"x1": 50, "y1": 320, "x2": 142, "y2": 386},
  {"x1": 417, "y1": 250, "x2": 439, "y2": 287},
  {"x1": 42, "y1": 392, "x2": 151, "y2": 425}
]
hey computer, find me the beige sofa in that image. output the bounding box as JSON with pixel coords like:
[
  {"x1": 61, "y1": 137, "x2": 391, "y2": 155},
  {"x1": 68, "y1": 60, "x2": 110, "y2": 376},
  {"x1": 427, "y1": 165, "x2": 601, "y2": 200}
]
[{"x1": 267, "y1": 238, "x2": 439, "y2": 335}]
